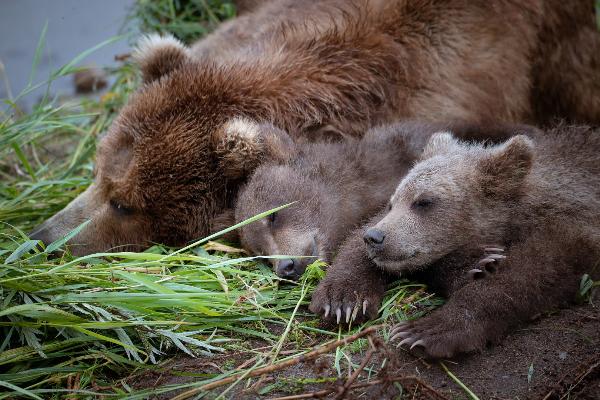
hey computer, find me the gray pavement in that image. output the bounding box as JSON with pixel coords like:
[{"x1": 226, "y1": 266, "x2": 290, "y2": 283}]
[{"x1": 0, "y1": 0, "x2": 135, "y2": 110}]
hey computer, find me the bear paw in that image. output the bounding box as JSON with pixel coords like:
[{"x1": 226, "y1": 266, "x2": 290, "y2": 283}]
[
  {"x1": 309, "y1": 279, "x2": 383, "y2": 324},
  {"x1": 467, "y1": 246, "x2": 506, "y2": 281},
  {"x1": 388, "y1": 313, "x2": 485, "y2": 359}
]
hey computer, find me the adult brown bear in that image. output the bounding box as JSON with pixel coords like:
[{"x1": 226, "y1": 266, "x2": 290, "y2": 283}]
[{"x1": 31, "y1": 0, "x2": 600, "y2": 255}]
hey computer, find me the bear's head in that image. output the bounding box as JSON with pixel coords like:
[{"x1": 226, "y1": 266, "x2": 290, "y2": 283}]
[
  {"x1": 234, "y1": 131, "x2": 339, "y2": 280},
  {"x1": 29, "y1": 35, "x2": 285, "y2": 256},
  {"x1": 364, "y1": 131, "x2": 534, "y2": 274}
]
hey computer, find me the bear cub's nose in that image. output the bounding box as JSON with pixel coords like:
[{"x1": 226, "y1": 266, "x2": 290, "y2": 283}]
[
  {"x1": 363, "y1": 228, "x2": 385, "y2": 246},
  {"x1": 276, "y1": 259, "x2": 299, "y2": 279}
]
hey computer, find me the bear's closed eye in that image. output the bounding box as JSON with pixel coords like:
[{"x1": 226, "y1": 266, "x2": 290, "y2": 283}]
[
  {"x1": 411, "y1": 198, "x2": 434, "y2": 210},
  {"x1": 110, "y1": 200, "x2": 134, "y2": 216}
]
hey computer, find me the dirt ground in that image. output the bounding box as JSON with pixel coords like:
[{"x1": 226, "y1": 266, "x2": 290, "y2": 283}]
[
  {"x1": 392, "y1": 303, "x2": 600, "y2": 399},
  {"x1": 130, "y1": 302, "x2": 599, "y2": 399}
]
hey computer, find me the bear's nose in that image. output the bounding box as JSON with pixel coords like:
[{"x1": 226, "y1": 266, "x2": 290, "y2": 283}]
[
  {"x1": 28, "y1": 227, "x2": 62, "y2": 256},
  {"x1": 276, "y1": 259, "x2": 300, "y2": 279},
  {"x1": 29, "y1": 227, "x2": 51, "y2": 248},
  {"x1": 363, "y1": 228, "x2": 385, "y2": 246}
]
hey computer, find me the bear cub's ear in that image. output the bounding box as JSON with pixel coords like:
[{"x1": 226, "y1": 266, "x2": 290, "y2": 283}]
[
  {"x1": 133, "y1": 33, "x2": 190, "y2": 83},
  {"x1": 478, "y1": 135, "x2": 534, "y2": 197},
  {"x1": 212, "y1": 117, "x2": 297, "y2": 179},
  {"x1": 421, "y1": 131, "x2": 460, "y2": 159}
]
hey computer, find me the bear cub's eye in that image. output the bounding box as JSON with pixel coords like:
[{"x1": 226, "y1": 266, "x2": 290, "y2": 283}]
[
  {"x1": 110, "y1": 199, "x2": 134, "y2": 216},
  {"x1": 412, "y1": 198, "x2": 435, "y2": 210}
]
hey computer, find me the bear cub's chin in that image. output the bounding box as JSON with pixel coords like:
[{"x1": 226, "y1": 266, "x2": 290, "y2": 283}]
[{"x1": 370, "y1": 253, "x2": 434, "y2": 274}]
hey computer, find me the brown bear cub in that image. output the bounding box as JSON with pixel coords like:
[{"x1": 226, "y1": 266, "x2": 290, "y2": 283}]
[
  {"x1": 234, "y1": 122, "x2": 433, "y2": 280},
  {"x1": 310, "y1": 124, "x2": 600, "y2": 358},
  {"x1": 234, "y1": 121, "x2": 516, "y2": 281},
  {"x1": 30, "y1": 0, "x2": 600, "y2": 256}
]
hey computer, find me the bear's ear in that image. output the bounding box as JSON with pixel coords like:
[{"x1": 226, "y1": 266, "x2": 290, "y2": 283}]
[
  {"x1": 421, "y1": 131, "x2": 460, "y2": 159},
  {"x1": 478, "y1": 135, "x2": 534, "y2": 197},
  {"x1": 133, "y1": 34, "x2": 190, "y2": 83},
  {"x1": 212, "y1": 117, "x2": 297, "y2": 179}
]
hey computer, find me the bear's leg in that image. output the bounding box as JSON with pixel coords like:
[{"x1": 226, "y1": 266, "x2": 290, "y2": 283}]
[
  {"x1": 309, "y1": 227, "x2": 389, "y2": 324},
  {"x1": 389, "y1": 230, "x2": 594, "y2": 359}
]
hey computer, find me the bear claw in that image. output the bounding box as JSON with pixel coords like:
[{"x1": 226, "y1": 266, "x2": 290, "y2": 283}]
[
  {"x1": 309, "y1": 273, "x2": 385, "y2": 325},
  {"x1": 467, "y1": 268, "x2": 485, "y2": 280},
  {"x1": 478, "y1": 254, "x2": 506, "y2": 264},
  {"x1": 468, "y1": 246, "x2": 506, "y2": 280},
  {"x1": 388, "y1": 309, "x2": 491, "y2": 359},
  {"x1": 398, "y1": 337, "x2": 416, "y2": 347},
  {"x1": 483, "y1": 247, "x2": 504, "y2": 253},
  {"x1": 389, "y1": 331, "x2": 411, "y2": 342}
]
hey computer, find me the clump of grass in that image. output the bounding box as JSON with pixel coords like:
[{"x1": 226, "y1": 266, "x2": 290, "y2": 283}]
[
  {"x1": 127, "y1": 0, "x2": 237, "y2": 44},
  {"x1": 0, "y1": 2, "x2": 440, "y2": 398}
]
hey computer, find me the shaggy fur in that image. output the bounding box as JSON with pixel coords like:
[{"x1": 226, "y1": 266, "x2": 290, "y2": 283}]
[
  {"x1": 310, "y1": 124, "x2": 600, "y2": 358},
  {"x1": 234, "y1": 121, "x2": 519, "y2": 280},
  {"x1": 31, "y1": 0, "x2": 600, "y2": 255},
  {"x1": 235, "y1": 122, "x2": 432, "y2": 279}
]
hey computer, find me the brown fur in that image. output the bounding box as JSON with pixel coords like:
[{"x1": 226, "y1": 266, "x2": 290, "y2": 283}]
[
  {"x1": 235, "y1": 122, "x2": 434, "y2": 279},
  {"x1": 311, "y1": 124, "x2": 600, "y2": 358},
  {"x1": 31, "y1": 0, "x2": 600, "y2": 255},
  {"x1": 531, "y1": 1, "x2": 600, "y2": 124},
  {"x1": 234, "y1": 121, "x2": 519, "y2": 279}
]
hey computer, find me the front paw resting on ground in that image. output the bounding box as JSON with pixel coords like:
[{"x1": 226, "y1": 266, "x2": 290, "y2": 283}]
[
  {"x1": 389, "y1": 309, "x2": 487, "y2": 359},
  {"x1": 467, "y1": 246, "x2": 506, "y2": 280},
  {"x1": 309, "y1": 277, "x2": 385, "y2": 324}
]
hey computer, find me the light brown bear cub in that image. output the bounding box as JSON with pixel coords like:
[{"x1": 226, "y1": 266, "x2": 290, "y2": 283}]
[
  {"x1": 234, "y1": 122, "x2": 436, "y2": 281},
  {"x1": 311, "y1": 125, "x2": 600, "y2": 358}
]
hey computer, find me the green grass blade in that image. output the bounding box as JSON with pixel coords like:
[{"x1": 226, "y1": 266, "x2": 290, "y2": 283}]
[
  {"x1": 27, "y1": 21, "x2": 48, "y2": 88},
  {"x1": 45, "y1": 220, "x2": 91, "y2": 253},
  {"x1": 5, "y1": 240, "x2": 40, "y2": 263},
  {"x1": 0, "y1": 380, "x2": 43, "y2": 400}
]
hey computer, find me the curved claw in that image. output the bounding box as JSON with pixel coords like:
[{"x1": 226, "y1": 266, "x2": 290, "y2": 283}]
[
  {"x1": 484, "y1": 247, "x2": 504, "y2": 253},
  {"x1": 410, "y1": 339, "x2": 425, "y2": 349},
  {"x1": 398, "y1": 337, "x2": 416, "y2": 347},
  {"x1": 336, "y1": 308, "x2": 342, "y2": 324},
  {"x1": 477, "y1": 258, "x2": 495, "y2": 266},
  {"x1": 345, "y1": 306, "x2": 352, "y2": 323},
  {"x1": 389, "y1": 331, "x2": 411, "y2": 343},
  {"x1": 362, "y1": 300, "x2": 368, "y2": 316},
  {"x1": 468, "y1": 268, "x2": 484, "y2": 280},
  {"x1": 324, "y1": 305, "x2": 330, "y2": 318},
  {"x1": 390, "y1": 322, "x2": 408, "y2": 336}
]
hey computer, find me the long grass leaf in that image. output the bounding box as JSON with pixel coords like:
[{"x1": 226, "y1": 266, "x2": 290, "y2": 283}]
[{"x1": 0, "y1": 380, "x2": 43, "y2": 400}]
